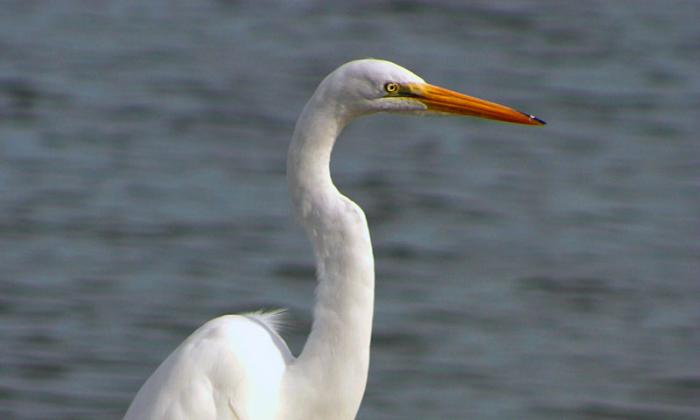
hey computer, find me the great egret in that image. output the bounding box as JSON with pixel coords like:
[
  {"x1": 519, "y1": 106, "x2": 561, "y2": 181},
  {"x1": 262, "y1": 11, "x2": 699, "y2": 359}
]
[{"x1": 124, "y1": 59, "x2": 544, "y2": 420}]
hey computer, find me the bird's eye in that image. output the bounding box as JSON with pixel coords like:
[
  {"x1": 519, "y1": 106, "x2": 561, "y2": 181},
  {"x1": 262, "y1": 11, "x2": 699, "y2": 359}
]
[{"x1": 384, "y1": 82, "x2": 400, "y2": 94}]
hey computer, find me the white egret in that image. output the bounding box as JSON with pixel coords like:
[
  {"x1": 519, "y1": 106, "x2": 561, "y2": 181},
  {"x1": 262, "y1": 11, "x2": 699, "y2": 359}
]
[{"x1": 124, "y1": 59, "x2": 544, "y2": 420}]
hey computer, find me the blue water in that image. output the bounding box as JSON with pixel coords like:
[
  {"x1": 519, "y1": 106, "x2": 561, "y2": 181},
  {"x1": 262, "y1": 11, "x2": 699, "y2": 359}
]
[{"x1": 1, "y1": 1, "x2": 698, "y2": 419}]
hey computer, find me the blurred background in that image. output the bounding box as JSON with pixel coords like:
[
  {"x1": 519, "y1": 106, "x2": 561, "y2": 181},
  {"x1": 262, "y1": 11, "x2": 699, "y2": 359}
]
[{"x1": 1, "y1": 1, "x2": 698, "y2": 419}]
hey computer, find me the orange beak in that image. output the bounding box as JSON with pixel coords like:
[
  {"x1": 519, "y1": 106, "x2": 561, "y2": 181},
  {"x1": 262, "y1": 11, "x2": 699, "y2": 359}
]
[{"x1": 407, "y1": 83, "x2": 545, "y2": 126}]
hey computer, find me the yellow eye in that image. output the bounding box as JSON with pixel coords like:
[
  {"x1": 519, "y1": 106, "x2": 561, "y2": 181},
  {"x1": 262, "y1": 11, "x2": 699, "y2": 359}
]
[{"x1": 384, "y1": 82, "x2": 400, "y2": 94}]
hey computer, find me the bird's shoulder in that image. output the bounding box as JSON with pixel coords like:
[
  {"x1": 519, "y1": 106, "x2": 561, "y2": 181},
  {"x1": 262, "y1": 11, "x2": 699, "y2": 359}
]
[{"x1": 124, "y1": 311, "x2": 293, "y2": 420}]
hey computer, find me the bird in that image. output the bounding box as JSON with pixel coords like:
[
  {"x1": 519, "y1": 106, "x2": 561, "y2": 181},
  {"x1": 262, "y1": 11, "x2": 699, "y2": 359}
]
[{"x1": 123, "y1": 58, "x2": 544, "y2": 420}]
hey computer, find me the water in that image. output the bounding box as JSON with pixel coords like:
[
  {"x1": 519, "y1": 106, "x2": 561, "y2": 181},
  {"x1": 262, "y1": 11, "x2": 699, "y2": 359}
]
[{"x1": 1, "y1": 1, "x2": 699, "y2": 419}]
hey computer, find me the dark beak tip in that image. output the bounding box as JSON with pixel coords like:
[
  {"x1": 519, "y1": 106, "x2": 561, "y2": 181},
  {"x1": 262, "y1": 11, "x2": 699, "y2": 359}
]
[{"x1": 521, "y1": 112, "x2": 546, "y2": 125}]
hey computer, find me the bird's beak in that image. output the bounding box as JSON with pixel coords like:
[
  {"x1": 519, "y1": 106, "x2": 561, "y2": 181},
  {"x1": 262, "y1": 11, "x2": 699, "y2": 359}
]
[{"x1": 407, "y1": 83, "x2": 545, "y2": 126}]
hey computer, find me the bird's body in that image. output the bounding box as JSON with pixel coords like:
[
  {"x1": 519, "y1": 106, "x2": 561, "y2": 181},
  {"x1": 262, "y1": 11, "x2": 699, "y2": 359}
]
[
  {"x1": 125, "y1": 313, "x2": 290, "y2": 419},
  {"x1": 124, "y1": 59, "x2": 543, "y2": 420}
]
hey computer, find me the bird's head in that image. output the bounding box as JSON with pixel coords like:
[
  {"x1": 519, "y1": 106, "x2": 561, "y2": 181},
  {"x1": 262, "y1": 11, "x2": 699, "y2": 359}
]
[{"x1": 314, "y1": 58, "x2": 545, "y2": 125}]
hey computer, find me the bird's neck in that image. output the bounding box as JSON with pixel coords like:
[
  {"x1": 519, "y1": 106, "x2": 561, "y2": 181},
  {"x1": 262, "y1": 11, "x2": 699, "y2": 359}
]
[{"x1": 285, "y1": 97, "x2": 375, "y2": 418}]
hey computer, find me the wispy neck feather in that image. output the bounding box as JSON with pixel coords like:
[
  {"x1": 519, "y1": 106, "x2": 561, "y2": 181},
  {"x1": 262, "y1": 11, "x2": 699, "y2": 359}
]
[{"x1": 284, "y1": 92, "x2": 375, "y2": 419}]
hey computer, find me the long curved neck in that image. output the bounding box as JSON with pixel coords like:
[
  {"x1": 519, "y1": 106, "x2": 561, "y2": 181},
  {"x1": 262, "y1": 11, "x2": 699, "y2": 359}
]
[{"x1": 285, "y1": 94, "x2": 375, "y2": 418}]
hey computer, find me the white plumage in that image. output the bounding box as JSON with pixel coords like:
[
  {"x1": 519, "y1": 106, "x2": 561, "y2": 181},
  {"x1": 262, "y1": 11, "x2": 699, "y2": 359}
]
[
  {"x1": 126, "y1": 312, "x2": 290, "y2": 419},
  {"x1": 124, "y1": 59, "x2": 543, "y2": 420}
]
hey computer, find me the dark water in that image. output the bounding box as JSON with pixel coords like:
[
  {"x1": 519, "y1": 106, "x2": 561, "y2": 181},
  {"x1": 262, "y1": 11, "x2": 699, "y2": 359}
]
[{"x1": 1, "y1": 1, "x2": 699, "y2": 419}]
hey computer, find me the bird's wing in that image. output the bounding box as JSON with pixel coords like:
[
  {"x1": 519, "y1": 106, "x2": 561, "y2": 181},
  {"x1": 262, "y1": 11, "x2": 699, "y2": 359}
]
[{"x1": 124, "y1": 312, "x2": 293, "y2": 420}]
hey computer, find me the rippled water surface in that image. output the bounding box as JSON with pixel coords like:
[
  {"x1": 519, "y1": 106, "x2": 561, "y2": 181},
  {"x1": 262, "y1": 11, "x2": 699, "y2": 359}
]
[{"x1": 1, "y1": 1, "x2": 699, "y2": 419}]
